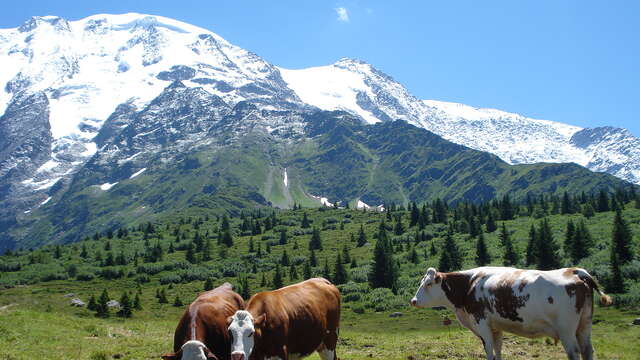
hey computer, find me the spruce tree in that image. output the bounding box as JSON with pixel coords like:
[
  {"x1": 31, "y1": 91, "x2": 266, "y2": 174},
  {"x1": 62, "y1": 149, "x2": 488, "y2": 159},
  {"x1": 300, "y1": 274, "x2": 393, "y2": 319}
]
[
  {"x1": 272, "y1": 264, "x2": 283, "y2": 289},
  {"x1": 239, "y1": 275, "x2": 250, "y2": 299},
  {"x1": 87, "y1": 295, "x2": 97, "y2": 311},
  {"x1": 502, "y1": 234, "x2": 519, "y2": 267},
  {"x1": 309, "y1": 227, "x2": 323, "y2": 250},
  {"x1": 357, "y1": 225, "x2": 367, "y2": 247},
  {"x1": 368, "y1": 222, "x2": 398, "y2": 292},
  {"x1": 280, "y1": 249, "x2": 290, "y2": 266},
  {"x1": 438, "y1": 234, "x2": 462, "y2": 273},
  {"x1": 204, "y1": 278, "x2": 214, "y2": 291},
  {"x1": 118, "y1": 292, "x2": 133, "y2": 318},
  {"x1": 173, "y1": 295, "x2": 183, "y2": 307},
  {"x1": 222, "y1": 229, "x2": 233, "y2": 248},
  {"x1": 597, "y1": 190, "x2": 610, "y2": 212},
  {"x1": 486, "y1": 211, "x2": 497, "y2": 233},
  {"x1": 564, "y1": 219, "x2": 575, "y2": 257},
  {"x1": 185, "y1": 242, "x2": 196, "y2": 264},
  {"x1": 475, "y1": 232, "x2": 490, "y2": 266},
  {"x1": 158, "y1": 289, "x2": 168, "y2": 304},
  {"x1": 342, "y1": 244, "x2": 351, "y2": 264},
  {"x1": 301, "y1": 212, "x2": 311, "y2": 228},
  {"x1": 289, "y1": 264, "x2": 298, "y2": 280},
  {"x1": 303, "y1": 261, "x2": 312, "y2": 279},
  {"x1": 607, "y1": 247, "x2": 626, "y2": 293},
  {"x1": 612, "y1": 210, "x2": 634, "y2": 264},
  {"x1": 322, "y1": 259, "x2": 331, "y2": 279},
  {"x1": 202, "y1": 237, "x2": 212, "y2": 261},
  {"x1": 350, "y1": 257, "x2": 358, "y2": 268},
  {"x1": 309, "y1": 249, "x2": 318, "y2": 267},
  {"x1": 582, "y1": 203, "x2": 595, "y2": 218},
  {"x1": 536, "y1": 218, "x2": 561, "y2": 270},
  {"x1": 525, "y1": 224, "x2": 538, "y2": 266},
  {"x1": 133, "y1": 293, "x2": 142, "y2": 310},
  {"x1": 96, "y1": 289, "x2": 110, "y2": 318},
  {"x1": 332, "y1": 254, "x2": 348, "y2": 285},
  {"x1": 279, "y1": 229, "x2": 288, "y2": 245},
  {"x1": 409, "y1": 246, "x2": 419, "y2": 264},
  {"x1": 394, "y1": 215, "x2": 404, "y2": 235}
]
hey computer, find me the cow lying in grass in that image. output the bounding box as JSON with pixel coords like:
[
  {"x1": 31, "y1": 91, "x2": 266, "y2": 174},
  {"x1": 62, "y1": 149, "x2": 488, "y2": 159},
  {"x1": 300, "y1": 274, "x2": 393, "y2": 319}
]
[
  {"x1": 162, "y1": 283, "x2": 244, "y2": 360},
  {"x1": 411, "y1": 267, "x2": 612, "y2": 360},
  {"x1": 227, "y1": 278, "x2": 341, "y2": 360}
]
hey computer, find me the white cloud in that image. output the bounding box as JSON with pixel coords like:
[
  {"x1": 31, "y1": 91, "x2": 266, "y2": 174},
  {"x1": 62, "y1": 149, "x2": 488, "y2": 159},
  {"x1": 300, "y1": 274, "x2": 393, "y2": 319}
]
[{"x1": 335, "y1": 7, "x2": 349, "y2": 22}]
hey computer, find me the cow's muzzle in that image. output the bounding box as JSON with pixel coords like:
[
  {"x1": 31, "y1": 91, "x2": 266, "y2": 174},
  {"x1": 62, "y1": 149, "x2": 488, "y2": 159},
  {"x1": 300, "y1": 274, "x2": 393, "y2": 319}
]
[
  {"x1": 410, "y1": 298, "x2": 417, "y2": 307},
  {"x1": 231, "y1": 352, "x2": 244, "y2": 360}
]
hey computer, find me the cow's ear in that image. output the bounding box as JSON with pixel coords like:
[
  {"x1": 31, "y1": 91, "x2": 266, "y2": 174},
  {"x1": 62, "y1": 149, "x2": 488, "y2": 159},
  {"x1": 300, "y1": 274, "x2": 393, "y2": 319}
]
[
  {"x1": 427, "y1": 267, "x2": 437, "y2": 277},
  {"x1": 161, "y1": 352, "x2": 178, "y2": 360},
  {"x1": 434, "y1": 273, "x2": 442, "y2": 284},
  {"x1": 253, "y1": 313, "x2": 267, "y2": 328}
]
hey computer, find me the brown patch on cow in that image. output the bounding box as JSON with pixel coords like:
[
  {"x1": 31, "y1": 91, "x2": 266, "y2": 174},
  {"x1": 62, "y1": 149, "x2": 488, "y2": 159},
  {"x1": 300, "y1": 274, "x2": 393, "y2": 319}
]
[
  {"x1": 548, "y1": 296, "x2": 554, "y2": 304},
  {"x1": 563, "y1": 268, "x2": 578, "y2": 278},
  {"x1": 518, "y1": 279, "x2": 528, "y2": 292},
  {"x1": 168, "y1": 283, "x2": 244, "y2": 359},
  {"x1": 440, "y1": 272, "x2": 492, "y2": 324},
  {"x1": 488, "y1": 272, "x2": 530, "y2": 322},
  {"x1": 565, "y1": 281, "x2": 589, "y2": 313},
  {"x1": 245, "y1": 278, "x2": 341, "y2": 360}
]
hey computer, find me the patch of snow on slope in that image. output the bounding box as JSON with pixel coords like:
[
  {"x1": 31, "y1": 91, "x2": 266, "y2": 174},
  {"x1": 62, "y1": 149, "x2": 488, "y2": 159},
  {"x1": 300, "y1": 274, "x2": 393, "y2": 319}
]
[
  {"x1": 99, "y1": 182, "x2": 118, "y2": 190},
  {"x1": 129, "y1": 168, "x2": 146, "y2": 178},
  {"x1": 283, "y1": 168, "x2": 288, "y2": 187},
  {"x1": 310, "y1": 194, "x2": 333, "y2": 207},
  {"x1": 40, "y1": 197, "x2": 51, "y2": 205}
]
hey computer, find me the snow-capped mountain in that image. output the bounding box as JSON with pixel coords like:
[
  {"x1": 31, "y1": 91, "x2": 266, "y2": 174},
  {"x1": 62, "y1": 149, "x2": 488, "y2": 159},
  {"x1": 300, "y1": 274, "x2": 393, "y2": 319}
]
[
  {"x1": 0, "y1": 13, "x2": 637, "y2": 250},
  {"x1": 281, "y1": 60, "x2": 640, "y2": 185}
]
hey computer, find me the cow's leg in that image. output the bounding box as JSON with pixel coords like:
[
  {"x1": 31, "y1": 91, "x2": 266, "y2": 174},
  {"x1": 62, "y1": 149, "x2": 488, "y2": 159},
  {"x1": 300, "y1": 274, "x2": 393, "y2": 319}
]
[
  {"x1": 559, "y1": 332, "x2": 581, "y2": 360},
  {"x1": 317, "y1": 328, "x2": 338, "y2": 360},
  {"x1": 491, "y1": 330, "x2": 503, "y2": 360},
  {"x1": 473, "y1": 322, "x2": 495, "y2": 360},
  {"x1": 576, "y1": 312, "x2": 594, "y2": 360}
]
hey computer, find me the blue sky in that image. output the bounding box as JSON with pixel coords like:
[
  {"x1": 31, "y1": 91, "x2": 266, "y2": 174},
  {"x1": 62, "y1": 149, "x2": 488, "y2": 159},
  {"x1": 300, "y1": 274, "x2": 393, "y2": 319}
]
[{"x1": 2, "y1": 1, "x2": 639, "y2": 136}]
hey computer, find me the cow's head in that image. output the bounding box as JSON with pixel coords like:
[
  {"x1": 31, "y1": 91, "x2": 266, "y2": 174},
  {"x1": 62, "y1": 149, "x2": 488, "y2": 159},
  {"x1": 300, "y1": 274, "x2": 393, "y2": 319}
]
[
  {"x1": 161, "y1": 340, "x2": 218, "y2": 360},
  {"x1": 411, "y1": 267, "x2": 447, "y2": 308},
  {"x1": 227, "y1": 310, "x2": 266, "y2": 360}
]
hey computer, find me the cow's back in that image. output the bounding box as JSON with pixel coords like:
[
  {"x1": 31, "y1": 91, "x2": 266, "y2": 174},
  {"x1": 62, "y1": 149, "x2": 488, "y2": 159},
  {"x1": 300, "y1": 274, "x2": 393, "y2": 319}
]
[{"x1": 248, "y1": 278, "x2": 340, "y2": 357}]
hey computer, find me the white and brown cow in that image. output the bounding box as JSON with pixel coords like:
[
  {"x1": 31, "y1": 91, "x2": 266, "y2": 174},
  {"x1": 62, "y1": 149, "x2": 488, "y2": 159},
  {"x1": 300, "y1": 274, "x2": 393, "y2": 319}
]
[
  {"x1": 410, "y1": 267, "x2": 612, "y2": 360},
  {"x1": 227, "y1": 278, "x2": 341, "y2": 360},
  {"x1": 162, "y1": 283, "x2": 245, "y2": 360}
]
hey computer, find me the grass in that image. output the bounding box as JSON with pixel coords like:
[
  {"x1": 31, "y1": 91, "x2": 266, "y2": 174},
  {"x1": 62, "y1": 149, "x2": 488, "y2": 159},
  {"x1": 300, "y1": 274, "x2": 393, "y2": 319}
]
[{"x1": 1, "y1": 282, "x2": 639, "y2": 360}]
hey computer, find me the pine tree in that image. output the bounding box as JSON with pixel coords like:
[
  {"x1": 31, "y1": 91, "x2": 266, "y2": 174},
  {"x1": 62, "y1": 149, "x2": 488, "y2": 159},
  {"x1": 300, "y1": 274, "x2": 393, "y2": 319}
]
[
  {"x1": 475, "y1": 232, "x2": 490, "y2": 266},
  {"x1": 158, "y1": 289, "x2": 168, "y2": 304},
  {"x1": 341, "y1": 244, "x2": 351, "y2": 264},
  {"x1": 612, "y1": 210, "x2": 634, "y2": 264},
  {"x1": 248, "y1": 237, "x2": 255, "y2": 252},
  {"x1": 607, "y1": 247, "x2": 626, "y2": 293},
  {"x1": 303, "y1": 261, "x2": 312, "y2": 279},
  {"x1": 409, "y1": 246, "x2": 419, "y2": 264},
  {"x1": 222, "y1": 229, "x2": 233, "y2": 248},
  {"x1": 301, "y1": 212, "x2": 311, "y2": 228},
  {"x1": 570, "y1": 220, "x2": 593, "y2": 264},
  {"x1": 502, "y1": 234, "x2": 519, "y2": 267},
  {"x1": 410, "y1": 203, "x2": 420, "y2": 227},
  {"x1": 525, "y1": 224, "x2": 538, "y2": 266},
  {"x1": 333, "y1": 254, "x2": 348, "y2": 285},
  {"x1": 350, "y1": 257, "x2": 358, "y2": 268},
  {"x1": 368, "y1": 223, "x2": 398, "y2": 292},
  {"x1": 597, "y1": 190, "x2": 610, "y2": 212},
  {"x1": 87, "y1": 295, "x2": 97, "y2": 311},
  {"x1": 289, "y1": 264, "x2": 298, "y2": 280},
  {"x1": 185, "y1": 242, "x2": 196, "y2": 264},
  {"x1": 309, "y1": 227, "x2": 323, "y2": 250},
  {"x1": 564, "y1": 219, "x2": 576, "y2": 257},
  {"x1": 394, "y1": 215, "x2": 404, "y2": 235},
  {"x1": 260, "y1": 273, "x2": 267, "y2": 287},
  {"x1": 202, "y1": 237, "x2": 212, "y2": 261},
  {"x1": 173, "y1": 295, "x2": 184, "y2": 307},
  {"x1": 561, "y1": 192, "x2": 574, "y2": 214},
  {"x1": 96, "y1": 289, "x2": 110, "y2": 318},
  {"x1": 80, "y1": 244, "x2": 88, "y2": 259},
  {"x1": 280, "y1": 249, "x2": 290, "y2": 266},
  {"x1": 438, "y1": 234, "x2": 462, "y2": 272},
  {"x1": 133, "y1": 293, "x2": 142, "y2": 310},
  {"x1": 357, "y1": 225, "x2": 367, "y2": 247},
  {"x1": 204, "y1": 278, "x2": 214, "y2": 291},
  {"x1": 118, "y1": 292, "x2": 133, "y2": 318},
  {"x1": 536, "y1": 218, "x2": 561, "y2": 270},
  {"x1": 486, "y1": 211, "x2": 497, "y2": 232},
  {"x1": 322, "y1": 259, "x2": 331, "y2": 279},
  {"x1": 582, "y1": 203, "x2": 595, "y2": 218},
  {"x1": 309, "y1": 249, "x2": 318, "y2": 267},
  {"x1": 239, "y1": 275, "x2": 250, "y2": 299},
  {"x1": 272, "y1": 264, "x2": 283, "y2": 289},
  {"x1": 279, "y1": 229, "x2": 288, "y2": 245}
]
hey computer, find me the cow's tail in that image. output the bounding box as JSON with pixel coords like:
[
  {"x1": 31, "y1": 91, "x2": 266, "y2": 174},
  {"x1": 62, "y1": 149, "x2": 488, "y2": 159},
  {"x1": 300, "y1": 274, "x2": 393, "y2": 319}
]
[{"x1": 576, "y1": 269, "x2": 612, "y2": 306}]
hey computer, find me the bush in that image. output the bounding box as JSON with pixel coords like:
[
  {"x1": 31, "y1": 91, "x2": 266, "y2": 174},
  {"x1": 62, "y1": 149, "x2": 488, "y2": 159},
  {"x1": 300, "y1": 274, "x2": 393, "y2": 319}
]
[
  {"x1": 160, "y1": 274, "x2": 183, "y2": 285},
  {"x1": 76, "y1": 272, "x2": 95, "y2": 281},
  {"x1": 352, "y1": 305, "x2": 365, "y2": 314}
]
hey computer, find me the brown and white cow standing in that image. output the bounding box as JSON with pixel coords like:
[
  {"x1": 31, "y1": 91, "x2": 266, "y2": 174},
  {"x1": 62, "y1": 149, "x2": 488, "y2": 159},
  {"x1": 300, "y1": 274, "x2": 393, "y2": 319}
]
[
  {"x1": 227, "y1": 278, "x2": 341, "y2": 360},
  {"x1": 411, "y1": 267, "x2": 612, "y2": 360},
  {"x1": 162, "y1": 283, "x2": 245, "y2": 360}
]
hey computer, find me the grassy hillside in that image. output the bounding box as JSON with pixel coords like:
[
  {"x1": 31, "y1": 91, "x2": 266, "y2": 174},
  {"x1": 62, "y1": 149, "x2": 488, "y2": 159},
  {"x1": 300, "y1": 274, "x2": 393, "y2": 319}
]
[{"x1": 1, "y1": 195, "x2": 639, "y2": 359}]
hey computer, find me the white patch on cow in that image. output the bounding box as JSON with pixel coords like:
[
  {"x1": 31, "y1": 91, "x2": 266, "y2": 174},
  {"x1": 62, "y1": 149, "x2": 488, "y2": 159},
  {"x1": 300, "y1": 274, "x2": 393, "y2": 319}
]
[
  {"x1": 317, "y1": 349, "x2": 335, "y2": 360},
  {"x1": 229, "y1": 310, "x2": 256, "y2": 360},
  {"x1": 189, "y1": 305, "x2": 198, "y2": 341},
  {"x1": 181, "y1": 340, "x2": 208, "y2": 360}
]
